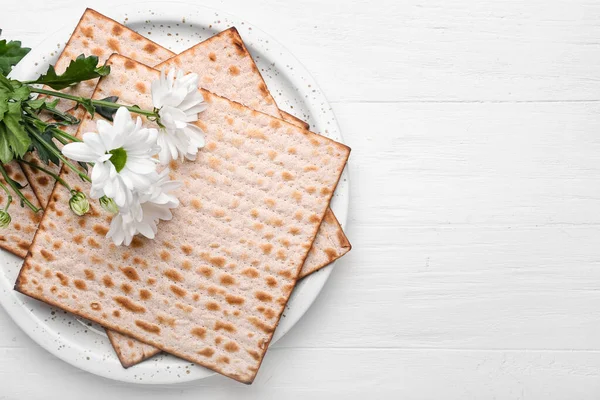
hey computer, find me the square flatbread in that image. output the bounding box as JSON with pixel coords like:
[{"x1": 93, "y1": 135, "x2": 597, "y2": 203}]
[
  {"x1": 16, "y1": 55, "x2": 350, "y2": 383},
  {"x1": 108, "y1": 27, "x2": 350, "y2": 368},
  {"x1": 107, "y1": 206, "x2": 350, "y2": 367},
  {"x1": 21, "y1": 14, "x2": 348, "y2": 279},
  {"x1": 20, "y1": 13, "x2": 350, "y2": 279},
  {"x1": 18, "y1": 9, "x2": 350, "y2": 368},
  {"x1": 156, "y1": 27, "x2": 350, "y2": 282}
]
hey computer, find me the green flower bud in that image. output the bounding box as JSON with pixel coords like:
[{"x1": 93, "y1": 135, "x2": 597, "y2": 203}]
[
  {"x1": 99, "y1": 196, "x2": 118, "y2": 214},
  {"x1": 0, "y1": 210, "x2": 11, "y2": 228},
  {"x1": 69, "y1": 191, "x2": 89, "y2": 216}
]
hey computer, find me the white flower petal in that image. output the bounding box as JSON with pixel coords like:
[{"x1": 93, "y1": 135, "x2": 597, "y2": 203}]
[
  {"x1": 151, "y1": 68, "x2": 208, "y2": 164},
  {"x1": 62, "y1": 142, "x2": 100, "y2": 162}
]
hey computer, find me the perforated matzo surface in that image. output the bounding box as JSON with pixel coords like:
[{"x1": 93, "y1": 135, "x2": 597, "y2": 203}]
[
  {"x1": 19, "y1": 11, "x2": 350, "y2": 369},
  {"x1": 16, "y1": 55, "x2": 350, "y2": 383}
]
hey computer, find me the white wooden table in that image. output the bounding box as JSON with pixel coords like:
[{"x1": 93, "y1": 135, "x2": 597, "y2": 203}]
[{"x1": 3, "y1": 0, "x2": 600, "y2": 398}]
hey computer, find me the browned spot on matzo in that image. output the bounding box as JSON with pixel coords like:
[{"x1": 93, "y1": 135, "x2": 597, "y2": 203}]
[
  {"x1": 114, "y1": 296, "x2": 146, "y2": 313},
  {"x1": 170, "y1": 285, "x2": 187, "y2": 297},
  {"x1": 198, "y1": 348, "x2": 214, "y2": 357},
  {"x1": 164, "y1": 269, "x2": 183, "y2": 282},
  {"x1": 74, "y1": 279, "x2": 87, "y2": 290},
  {"x1": 255, "y1": 291, "x2": 273, "y2": 302},
  {"x1": 84, "y1": 269, "x2": 95, "y2": 280},
  {"x1": 226, "y1": 294, "x2": 245, "y2": 305},
  {"x1": 220, "y1": 274, "x2": 235, "y2": 285},
  {"x1": 143, "y1": 43, "x2": 157, "y2": 53},
  {"x1": 107, "y1": 38, "x2": 120, "y2": 52},
  {"x1": 157, "y1": 314, "x2": 175, "y2": 326},
  {"x1": 120, "y1": 266, "x2": 140, "y2": 281},
  {"x1": 260, "y1": 243, "x2": 273, "y2": 254},
  {"x1": 103, "y1": 275, "x2": 114, "y2": 288},
  {"x1": 191, "y1": 327, "x2": 206, "y2": 339},
  {"x1": 215, "y1": 321, "x2": 236, "y2": 333},
  {"x1": 248, "y1": 316, "x2": 272, "y2": 334},
  {"x1": 55, "y1": 272, "x2": 68, "y2": 286},
  {"x1": 224, "y1": 341, "x2": 240, "y2": 352},
  {"x1": 135, "y1": 320, "x2": 160, "y2": 334},
  {"x1": 41, "y1": 249, "x2": 55, "y2": 261},
  {"x1": 81, "y1": 26, "x2": 94, "y2": 38}
]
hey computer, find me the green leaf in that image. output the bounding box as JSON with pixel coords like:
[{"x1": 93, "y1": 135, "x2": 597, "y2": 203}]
[
  {"x1": 30, "y1": 54, "x2": 110, "y2": 90},
  {"x1": 78, "y1": 98, "x2": 95, "y2": 117},
  {"x1": 77, "y1": 161, "x2": 88, "y2": 173},
  {"x1": 0, "y1": 75, "x2": 29, "y2": 121},
  {"x1": 29, "y1": 118, "x2": 48, "y2": 132},
  {"x1": 0, "y1": 74, "x2": 31, "y2": 121},
  {"x1": 25, "y1": 98, "x2": 79, "y2": 125},
  {"x1": 0, "y1": 98, "x2": 7, "y2": 121},
  {"x1": 3, "y1": 101, "x2": 30, "y2": 157},
  {"x1": 0, "y1": 73, "x2": 12, "y2": 92},
  {"x1": 0, "y1": 124, "x2": 13, "y2": 163},
  {"x1": 30, "y1": 129, "x2": 60, "y2": 166},
  {"x1": 0, "y1": 38, "x2": 30, "y2": 76},
  {"x1": 94, "y1": 96, "x2": 118, "y2": 121},
  {"x1": 9, "y1": 79, "x2": 29, "y2": 101},
  {"x1": 26, "y1": 98, "x2": 49, "y2": 110},
  {"x1": 26, "y1": 120, "x2": 60, "y2": 166}
]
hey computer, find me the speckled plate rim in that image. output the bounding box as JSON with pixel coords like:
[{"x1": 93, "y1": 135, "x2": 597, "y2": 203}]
[{"x1": 2, "y1": 1, "x2": 349, "y2": 385}]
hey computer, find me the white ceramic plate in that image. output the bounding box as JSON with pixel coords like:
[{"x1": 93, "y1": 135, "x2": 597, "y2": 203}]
[{"x1": 2, "y1": 1, "x2": 349, "y2": 384}]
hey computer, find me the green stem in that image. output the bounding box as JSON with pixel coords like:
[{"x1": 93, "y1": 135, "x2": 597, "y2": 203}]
[
  {"x1": 29, "y1": 88, "x2": 158, "y2": 118},
  {"x1": 23, "y1": 103, "x2": 78, "y2": 125},
  {"x1": 0, "y1": 181, "x2": 12, "y2": 211},
  {"x1": 26, "y1": 127, "x2": 91, "y2": 183},
  {"x1": 52, "y1": 133, "x2": 69, "y2": 146},
  {"x1": 51, "y1": 127, "x2": 81, "y2": 143},
  {"x1": 22, "y1": 115, "x2": 82, "y2": 143},
  {"x1": 19, "y1": 159, "x2": 72, "y2": 191},
  {"x1": 0, "y1": 164, "x2": 40, "y2": 213}
]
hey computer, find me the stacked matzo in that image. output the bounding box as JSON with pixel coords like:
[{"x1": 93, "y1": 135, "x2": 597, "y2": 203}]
[
  {"x1": 19, "y1": 10, "x2": 350, "y2": 283},
  {"x1": 16, "y1": 54, "x2": 350, "y2": 383},
  {"x1": 13, "y1": 9, "x2": 351, "y2": 378},
  {"x1": 110, "y1": 26, "x2": 350, "y2": 368},
  {"x1": 21, "y1": 12, "x2": 349, "y2": 284},
  {"x1": 155, "y1": 28, "x2": 350, "y2": 277}
]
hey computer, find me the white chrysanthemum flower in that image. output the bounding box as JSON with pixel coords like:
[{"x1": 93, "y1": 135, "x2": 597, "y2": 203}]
[
  {"x1": 62, "y1": 107, "x2": 160, "y2": 207},
  {"x1": 106, "y1": 169, "x2": 180, "y2": 246},
  {"x1": 152, "y1": 68, "x2": 207, "y2": 164}
]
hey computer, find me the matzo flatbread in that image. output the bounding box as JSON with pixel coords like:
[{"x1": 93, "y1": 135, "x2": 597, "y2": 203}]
[
  {"x1": 107, "y1": 330, "x2": 161, "y2": 368},
  {"x1": 16, "y1": 55, "x2": 350, "y2": 383},
  {"x1": 106, "y1": 27, "x2": 349, "y2": 368},
  {"x1": 156, "y1": 27, "x2": 350, "y2": 279},
  {"x1": 44, "y1": 8, "x2": 175, "y2": 111},
  {"x1": 18, "y1": 12, "x2": 350, "y2": 368},
  {"x1": 107, "y1": 207, "x2": 351, "y2": 368},
  {"x1": 280, "y1": 110, "x2": 309, "y2": 131},
  {"x1": 21, "y1": 16, "x2": 349, "y2": 278}
]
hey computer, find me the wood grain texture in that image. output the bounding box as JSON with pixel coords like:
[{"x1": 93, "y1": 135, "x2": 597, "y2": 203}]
[{"x1": 3, "y1": 0, "x2": 600, "y2": 398}]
